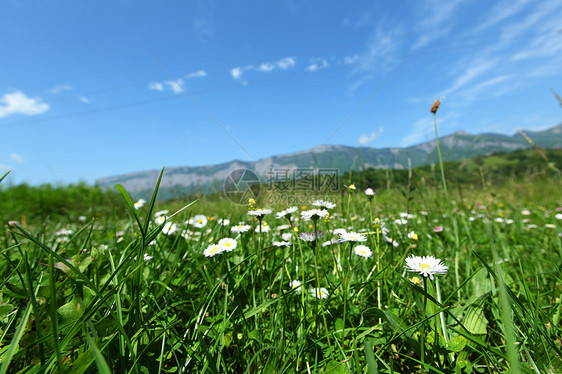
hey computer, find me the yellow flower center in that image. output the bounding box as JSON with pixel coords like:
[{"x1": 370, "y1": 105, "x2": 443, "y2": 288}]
[
  {"x1": 224, "y1": 242, "x2": 231, "y2": 247},
  {"x1": 421, "y1": 263, "x2": 431, "y2": 271}
]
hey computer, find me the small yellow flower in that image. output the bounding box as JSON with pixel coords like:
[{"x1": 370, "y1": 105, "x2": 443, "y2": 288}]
[
  {"x1": 499, "y1": 202, "x2": 504, "y2": 208},
  {"x1": 248, "y1": 198, "x2": 256, "y2": 209},
  {"x1": 411, "y1": 276, "x2": 422, "y2": 286},
  {"x1": 293, "y1": 227, "x2": 299, "y2": 233}
]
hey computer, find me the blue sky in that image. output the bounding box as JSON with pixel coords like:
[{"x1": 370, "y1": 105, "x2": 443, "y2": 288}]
[{"x1": 1, "y1": 0, "x2": 561, "y2": 185}]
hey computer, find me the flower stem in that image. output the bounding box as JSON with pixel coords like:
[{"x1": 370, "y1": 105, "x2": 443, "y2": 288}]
[{"x1": 434, "y1": 112, "x2": 449, "y2": 204}]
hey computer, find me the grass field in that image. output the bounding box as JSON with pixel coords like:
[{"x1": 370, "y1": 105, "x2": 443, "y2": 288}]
[{"x1": 1, "y1": 150, "x2": 561, "y2": 373}]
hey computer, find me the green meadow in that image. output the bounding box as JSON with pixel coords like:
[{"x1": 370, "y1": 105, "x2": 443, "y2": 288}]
[{"x1": 0, "y1": 147, "x2": 561, "y2": 373}]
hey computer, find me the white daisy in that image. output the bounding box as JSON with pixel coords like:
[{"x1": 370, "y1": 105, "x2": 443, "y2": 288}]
[
  {"x1": 203, "y1": 243, "x2": 224, "y2": 257},
  {"x1": 299, "y1": 231, "x2": 323, "y2": 242},
  {"x1": 231, "y1": 223, "x2": 251, "y2": 233},
  {"x1": 300, "y1": 209, "x2": 329, "y2": 221},
  {"x1": 354, "y1": 245, "x2": 373, "y2": 258},
  {"x1": 218, "y1": 238, "x2": 237, "y2": 252},
  {"x1": 154, "y1": 210, "x2": 169, "y2": 217},
  {"x1": 276, "y1": 206, "x2": 298, "y2": 219},
  {"x1": 134, "y1": 199, "x2": 146, "y2": 210},
  {"x1": 311, "y1": 287, "x2": 329, "y2": 299},
  {"x1": 404, "y1": 255, "x2": 448, "y2": 280},
  {"x1": 312, "y1": 200, "x2": 337, "y2": 209},
  {"x1": 281, "y1": 232, "x2": 293, "y2": 241},
  {"x1": 189, "y1": 214, "x2": 208, "y2": 228},
  {"x1": 339, "y1": 231, "x2": 367, "y2": 242},
  {"x1": 248, "y1": 208, "x2": 272, "y2": 219},
  {"x1": 289, "y1": 280, "x2": 302, "y2": 292},
  {"x1": 255, "y1": 223, "x2": 271, "y2": 233},
  {"x1": 162, "y1": 222, "x2": 179, "y2": 235}
]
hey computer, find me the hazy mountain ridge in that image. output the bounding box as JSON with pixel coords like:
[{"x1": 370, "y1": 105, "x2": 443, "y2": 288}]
[{"x1": 96, "y1": 124, "x2": 562, "y2": 197}]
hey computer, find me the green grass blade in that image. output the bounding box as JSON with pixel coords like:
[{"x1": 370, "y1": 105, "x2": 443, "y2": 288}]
[
  {"x1": 0, "y1": 273, "x2": 42, "y2": 374},
  {"x1": 85, "y1": 330, "x2": 112, "y2": 374},
  {"x1": 364, "y1": 338, "x2": 379, "y2": 374}
]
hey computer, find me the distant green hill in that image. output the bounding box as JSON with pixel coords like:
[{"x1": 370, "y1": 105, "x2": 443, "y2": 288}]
[
  {"x1": 345, "y1": 148, "x2": 562, "y2": 191},
  {"x1": 96, "y1": 123, "x2": 562, "y2": 199}
]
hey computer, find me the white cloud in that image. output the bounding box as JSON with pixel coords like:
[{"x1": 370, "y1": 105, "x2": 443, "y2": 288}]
[
  {"x1": 460, "y1": 75, "x2": 513, "y2": 101},
  {"x1": 165, "y1": 79, "x2": 184, "y2": 94},
  {"x1": 231, "y1": 66, "x2": 252, "y2": 80},
  {"x1": 410, "y1": 0, "x2": 466, "y2": 50},
  {"x1": 358, "y1": 127, "x2": 383, "y2": 145},
  {"x1": 441, "y1": 58, "x2": 498, "y2": 98},
  {"x1": 9, "y1": 153, "x2": 23, "y2": 163},
  {"x1": 476, "y1": 0, "x2": 531, "y2": 32},
  {"x1": 258, "y1": 63, "x2": 275, "y2": 72},
  {"x1": 0, "y1": 91, "x2": 50, "y2": 118},
  {"x1": 401, "y1": 111, "x2": 461, "y2": 147},
  {"x1": 186, "y1": 70, "x2": 207, "y2": 78},
  {"x1": 276, "y1": 57, "x2": 296, "y2": 69},
  {"x1": 231, "y1": 67, "x2": 242, "y2": 79},
  {"x1": 148, "y1": 81, "x2": 164, "y2": 91},
  {"x1": 306, "y1": 59, "x2": 329, "y2": 73},
  {"x1": 401, "y1": 117, "x2": 435, "y2": 146},
  {"x1": 192, "y1": 17, "x2": 213, "y2": 43},
  {"x1": 78, "y1": 96, "x2": 90, "y2": 103},
  {"x1": 349, "y1": 23, "x2": 404, "y2": 92},
  {"x1": 48, "y1": 84, "x2": 73, "y2": 94},
  {"x1": 231, "y1": 57, "x2": 295, "y2": 80},
  {"x1": 343, "y1": 55, "x2": 359, "y2": 65}
]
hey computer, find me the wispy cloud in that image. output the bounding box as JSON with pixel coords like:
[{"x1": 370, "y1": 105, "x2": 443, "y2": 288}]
[
  {"x1": 476, "y1": 0, "x2": 531, "y2": 32},
  {"x1": 9, "y1": 153, "x2": 23, "y2": 164},
  {"x1": 148, "y1": 81, "x2": 164, "y2": 91},
  {"x1": 441, "y1": 57, "x2": 499, "y2": 98},
  {"x1": 191, "y1": 1, "x2": 215, "y2": 43},
  {"x1": 401, "y1": 111, "x2": 460, "y2": 147},
  {"x1": 165, "y1": 79, "x2": 184, "y2": 94},
  {"x1": 192, "y1": 17, "x2": 213, "y2": 42},
  {"x1": 149, "y1": 69, "x2": 207, "y2": 92},
  {"x1": 186, "y1": 70, "x2": 207, "y2": 78},
  {"x1": 230, "y1": 65, "x2": 253, "y2": 80},
  {"x1": 0, "y1": 91, "x2": 50, "y2": 118},
  {"x1": 343, "y1": 55, "x2": 359, "y2": 65},
  {"x1": 78, "y1": 96, "x2": 90, "y2": 104},
  {"x1": 410, "y1": 0, "x2": 466, "y2": 50},
  {"x1": 230, "y1": 57, "x2": 296, "y2": 80},
  {"x1": 358, "y1": 127, "x2": 383, "y2": 145},
  {"x1": 276, "y1": 57, "x2": 296, "y2": 69},
  {"x1": 9, "y1": 153, "x2": 23, "y2": 163},
  {"x1": 48, "y1": 84, "x2": 73, "y2": 94},
  {"x1": 460, "y1": 75, "x2": 514, "y2": 102},
  {"x1": 349, "y1": 22, "x2": 404, "y2": 92},
  {"x1": 306, "y1": 59, "x2": 328, "y2": 73}
]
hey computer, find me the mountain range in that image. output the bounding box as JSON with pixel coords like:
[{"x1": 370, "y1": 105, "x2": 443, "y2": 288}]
[{"x1": 96, "y1": 123, "x2": 562, "y2": 198}]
